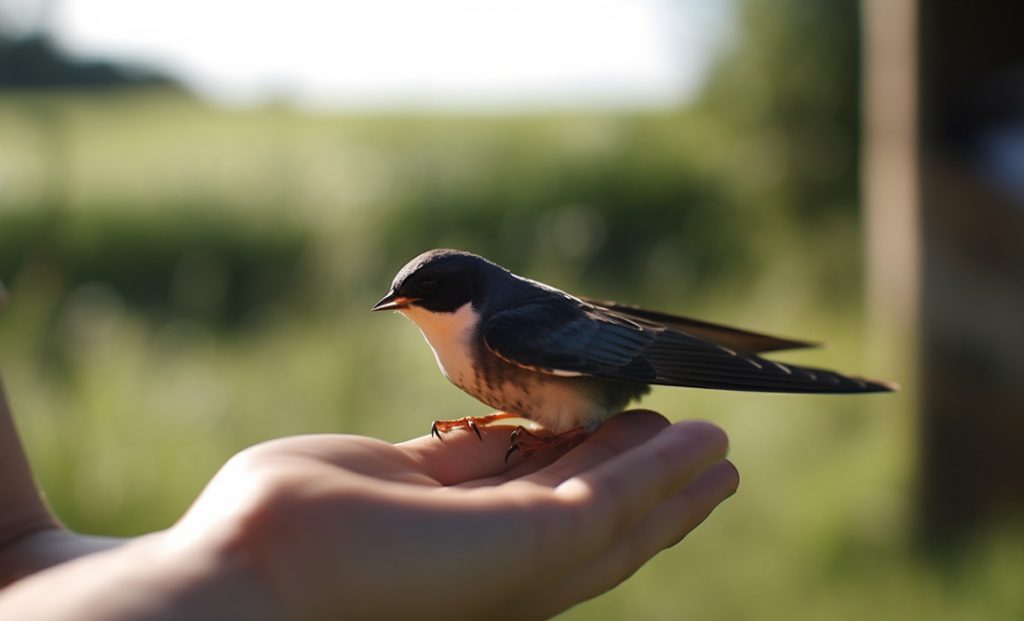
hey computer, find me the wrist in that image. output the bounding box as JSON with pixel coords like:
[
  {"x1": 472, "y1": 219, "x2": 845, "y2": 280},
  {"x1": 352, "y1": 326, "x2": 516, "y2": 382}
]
[
  {"x1": 122, "y1": 529, "x2": 281, "y2": 621},
  {"x1": 0, "y1": 524, "x2": 124, "y2": 588},
  {"x1": 0, "y1": 529, "x2": 278, "y2": 620}
]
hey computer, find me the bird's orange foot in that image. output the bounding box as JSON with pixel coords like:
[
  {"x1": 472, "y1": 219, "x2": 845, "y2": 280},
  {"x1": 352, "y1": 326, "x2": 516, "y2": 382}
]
[
  {"x1": 505, "y1": 425, "x2": 587, "y2": 463},
  {"x1": 430, "y1": 412, "x2": 523, "y2": 441}
]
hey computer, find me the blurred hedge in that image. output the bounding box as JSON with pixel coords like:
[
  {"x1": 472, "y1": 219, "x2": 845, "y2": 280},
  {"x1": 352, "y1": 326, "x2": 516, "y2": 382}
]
[{"x1": 0, "y1": 206, "x2": 310, "y2": 325}]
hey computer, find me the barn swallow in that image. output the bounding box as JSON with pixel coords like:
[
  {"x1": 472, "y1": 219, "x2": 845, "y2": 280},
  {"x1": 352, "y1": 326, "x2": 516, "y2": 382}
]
[{"x1": 373, "y1": 249, "x2": 895, "y2": 460}]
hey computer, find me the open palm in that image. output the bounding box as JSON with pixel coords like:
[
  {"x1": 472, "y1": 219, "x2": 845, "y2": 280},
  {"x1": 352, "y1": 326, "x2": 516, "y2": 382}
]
[{"x1": 174, "y1": 410, "x2": 738, "y2": 620}]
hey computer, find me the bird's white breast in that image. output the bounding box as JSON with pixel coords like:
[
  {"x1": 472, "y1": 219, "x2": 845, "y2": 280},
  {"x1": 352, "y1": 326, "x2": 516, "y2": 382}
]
[
  {"x1": 399, "y1": 302, "x2": 611, "y2": 433},
  {"x1": 399, "y1": 302, "x2": 480, "y2": 391}
]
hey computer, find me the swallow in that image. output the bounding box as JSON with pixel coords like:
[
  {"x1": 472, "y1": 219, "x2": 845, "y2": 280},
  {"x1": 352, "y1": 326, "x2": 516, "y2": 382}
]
[{"x1": 372, "y1": 249, "x2": 895, "y2": 460}]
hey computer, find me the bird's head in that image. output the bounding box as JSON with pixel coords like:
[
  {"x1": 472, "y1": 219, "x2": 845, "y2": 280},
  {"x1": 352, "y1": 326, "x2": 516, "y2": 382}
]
[{"x1": 371, "y1": 249, "x2": 505, "y2": 315}]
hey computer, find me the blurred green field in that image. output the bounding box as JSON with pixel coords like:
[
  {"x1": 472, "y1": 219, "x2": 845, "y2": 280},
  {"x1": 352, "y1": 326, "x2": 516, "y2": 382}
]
[{"x1": 0, "y1": 90, "x2": 1021, "y2": 620}]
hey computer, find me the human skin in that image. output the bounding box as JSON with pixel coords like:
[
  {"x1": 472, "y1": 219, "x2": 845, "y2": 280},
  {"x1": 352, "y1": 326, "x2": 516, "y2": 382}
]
[{"x1": 0, "y1": 376, "x2": 738, "y2": 620}]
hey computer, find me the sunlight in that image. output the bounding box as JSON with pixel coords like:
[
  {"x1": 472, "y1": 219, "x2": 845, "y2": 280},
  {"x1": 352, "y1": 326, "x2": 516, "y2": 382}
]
[{"x1": 52, "y1": 0, "x2": 732, "y2": 109}]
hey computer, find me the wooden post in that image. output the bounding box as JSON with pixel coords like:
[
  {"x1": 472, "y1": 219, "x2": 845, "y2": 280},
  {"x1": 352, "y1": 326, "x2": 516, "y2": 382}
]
[
  {"x1": 863, "y1": 0, "x2": 920, "y2": 389},
  {"x1": 866, "y1": 0, "x2": 1024, "y2": 547}
]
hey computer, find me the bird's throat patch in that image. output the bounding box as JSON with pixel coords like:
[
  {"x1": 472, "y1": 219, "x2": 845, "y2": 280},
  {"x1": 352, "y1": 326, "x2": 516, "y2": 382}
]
[{"x1": 400, "y1": 302, "x2": 480, "y2": 390}]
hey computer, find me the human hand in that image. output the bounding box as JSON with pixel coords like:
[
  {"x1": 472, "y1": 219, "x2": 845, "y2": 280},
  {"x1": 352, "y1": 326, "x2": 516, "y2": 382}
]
[{"x1": 168, "y1": 411, "x2": 738, "y2": 620}]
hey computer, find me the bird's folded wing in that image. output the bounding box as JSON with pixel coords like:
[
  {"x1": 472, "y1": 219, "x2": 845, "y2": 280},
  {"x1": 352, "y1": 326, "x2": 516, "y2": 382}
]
[
  {"x1": 483, "y1": 302, "x2": 894, "y2": 394},
  {"x1": 579, "y1": 297, "x2": 818, "y2": 354},
  {"x1": 484, "y1": 301, "x2": 660, "y2": 380}
]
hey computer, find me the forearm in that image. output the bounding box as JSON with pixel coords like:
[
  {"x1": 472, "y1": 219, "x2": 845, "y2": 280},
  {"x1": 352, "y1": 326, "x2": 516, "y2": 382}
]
[
  {"x1": 0, "y1": 527, "x2": 124, "y2": 587},
  {"x1": 0, "y1": 532, "x2": 274, "y2": 621},
  {"x1": 0, "y1": 374, "x2": 276, "y2": 619},
  {"x1": 0, "y1": 376, "x2": 64, "y2": 586}
]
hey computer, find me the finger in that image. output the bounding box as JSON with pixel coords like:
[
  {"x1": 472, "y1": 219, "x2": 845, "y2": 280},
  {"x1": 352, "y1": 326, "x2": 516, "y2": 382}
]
[
  {"x1": 455, "y1": 445, "x2": 566, "y2": 489},
  {"x1": 538, "y1": 459, "x2": 739, "y2": 618},
  {"x1": 554, "y1": 420, "x2": 729, "y2": 558},
  {"x1": 610, "y1": 459, "x2": 738, "y2": 565},
  {"x1": 398, "y1": 420, "x2": 522, "y2": 486},
  {"x1": 512, "y1": 410, "x2": 669, "y2": 486},
  {"x1": 453, "y1": 410, "x2": 669, "y2": 489}
]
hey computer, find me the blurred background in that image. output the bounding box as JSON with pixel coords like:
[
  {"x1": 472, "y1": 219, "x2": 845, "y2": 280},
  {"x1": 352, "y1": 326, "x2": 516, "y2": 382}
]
[{"x1": 1, "y1": 0, "x2": 1022, "y2": 619}]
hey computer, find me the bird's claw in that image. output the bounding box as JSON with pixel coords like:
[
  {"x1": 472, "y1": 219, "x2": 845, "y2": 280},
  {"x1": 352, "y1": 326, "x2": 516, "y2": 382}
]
[
  {"x1": 429, "y1": 419, "x2": 480, "y2": 442},
  {"x1": 504, "y1": 428, "x2": 523, "y2": 463},
  {"x1": 429, "y1": 413, "x2": 520, "y2": 442},
  {"x1": 504, "y1": 443, "x2": 519, "y2": 463},
  {"x1": 504, "y1": 425, "x2": 588, "y2": 463}
]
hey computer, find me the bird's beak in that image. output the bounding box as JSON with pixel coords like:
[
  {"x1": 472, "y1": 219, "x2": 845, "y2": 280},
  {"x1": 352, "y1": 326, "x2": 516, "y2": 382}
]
[{"x1": 371, "y1": 291, "x2": 418, "y2": 312}]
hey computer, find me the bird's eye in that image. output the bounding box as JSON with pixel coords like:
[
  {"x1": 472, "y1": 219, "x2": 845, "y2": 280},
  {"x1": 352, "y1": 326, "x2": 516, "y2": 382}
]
[{"x1": 416, "y1": 276, "x2": 438, "y2": 294}]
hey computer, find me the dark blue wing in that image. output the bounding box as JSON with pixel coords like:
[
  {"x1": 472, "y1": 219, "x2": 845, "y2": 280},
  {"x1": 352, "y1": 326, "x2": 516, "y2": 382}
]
[
  {"x1": 483, "y1": 299, "x2": 660, "y2": 381},
  {"x1": 578, "y1": 297, "x2": 819, "y2": 354},
  {"x1": 482, "y1": 300, "x2": 894, "y2": 394}
]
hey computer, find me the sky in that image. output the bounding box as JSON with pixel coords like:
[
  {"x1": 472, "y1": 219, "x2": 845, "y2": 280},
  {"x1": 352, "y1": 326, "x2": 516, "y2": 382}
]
[{"x1": 3, "y1": 0, "x2": 734, "y2": 110}]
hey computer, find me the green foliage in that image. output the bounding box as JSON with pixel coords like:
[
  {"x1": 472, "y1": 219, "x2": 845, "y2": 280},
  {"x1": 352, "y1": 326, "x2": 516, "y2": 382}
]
[
  {"x1": 0, "y1": 206, "x2": 310, "y2": 325},
  {"x1": 699, "y1": 0, "x2": 861, "y2": 223},
  {"x1": 376, "y1": 114, "x2": 757, "y2": 297}
]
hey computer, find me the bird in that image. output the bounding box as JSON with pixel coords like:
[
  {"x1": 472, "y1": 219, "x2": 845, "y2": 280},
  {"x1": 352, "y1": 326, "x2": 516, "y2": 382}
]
[{"x1": 372, "y1": 249, "x2": 895, "y2": 460}]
